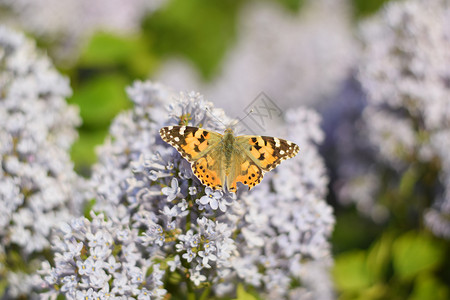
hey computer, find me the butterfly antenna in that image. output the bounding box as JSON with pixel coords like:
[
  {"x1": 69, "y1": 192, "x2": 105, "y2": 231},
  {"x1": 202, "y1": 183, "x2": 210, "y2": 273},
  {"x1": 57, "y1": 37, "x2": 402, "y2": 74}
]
[
  {"x1": 235, "y1": 109, "x2": 253, "y2": 126},
  {"x1": 205, "y1": 107, "x2": 228, "y2": 129}
]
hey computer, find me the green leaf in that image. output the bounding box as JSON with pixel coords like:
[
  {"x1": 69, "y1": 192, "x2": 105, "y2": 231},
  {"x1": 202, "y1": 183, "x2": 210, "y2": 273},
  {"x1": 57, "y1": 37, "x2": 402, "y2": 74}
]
[
  {"x1": 143, "y1": 0, "x2": 242, "y2": 79},
  {"x1": 332, "y1": 210, "x2": 382, "y2": 253},
  {"x1": 275, "y1": 0, "x2": 305, "y2": 11},
  {"x1": 167, "y1": 270, "x2": 182, "y2": 284},
  {"x1": 392, "y1": 232, "x2": 445, "y2": 281},
  {"x1": 6, "y1": 249, "x2": 26, "y2": 271},
  {"x1": 78, "y1": 32, "x2": 158, "y2": 78},
  {"x1": 80, "y1": 32, "x2": 141, "y2": 66},
  {"x1": 127, "y1": 46, "x2": 159, "y2": 78},
  {"x1": 70, "y1": 129, "x2": 108, "y2": 174},
  {"x1": 234, "y1": 284, "x2": 258, "y2": 300},
  {"x1": 356, "y1": 284, "x2": 388, "y2": 300},
  {"x1": 83, "y1": 198, "x2": 97, "y2": 218},
  {"x1": 366, "y1": 232, "x2": 393, "y2": 283},
  {"x1": 0, "y1": 277, "x2": 7, "y2": 298},
  {"x1": 351, "y1": 0, "x2": 392, "y2": 18},
  {"x1": 69, "y1": 74, "x2": 130, "y2": 128},
  {"x1": 409, "y1": 274, "x2": 449, "y2": 300},
  {"x1": 333, "y1": 251, "x2": 372, "y2": 292},
  {"x1": 398, "y1": 165, "x2": 419, "y2": 199}
]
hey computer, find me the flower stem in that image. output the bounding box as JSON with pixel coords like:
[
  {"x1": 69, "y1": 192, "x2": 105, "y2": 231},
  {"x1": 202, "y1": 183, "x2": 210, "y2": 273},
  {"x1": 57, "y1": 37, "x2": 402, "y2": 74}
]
[
  {"x1": 187, "y1": 292, "x2": 196, "y2": 300},
  {"x1": 187, "y1": 280, "x2": 196, "y2": 300},
  {"x1": 199, "y1": 286, "x2": 211, "y2": 300}
]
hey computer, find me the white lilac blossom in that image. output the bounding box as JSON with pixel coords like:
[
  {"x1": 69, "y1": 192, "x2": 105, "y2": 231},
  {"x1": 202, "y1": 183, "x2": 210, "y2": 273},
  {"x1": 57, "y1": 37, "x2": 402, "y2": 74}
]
[
  {"x1": 156, "y1": 0, "x2": 356, "y2": 117},
  {"x1": 0, "y1": 26, "x2": 85, "y2": 297},
  {"x1": 359, "y1": 0, "x2": 450, "y2": 165},
  {"x1": 342, "y1": 0, "x2": 450, "y2": 234},
  {"x1": 0, "y1": 0, "x2": 165, "y2": 63},
  {"x1": 56, "y1": 81, "x2": 334, "y2": 299},
  {"x1": 39, "y1": 212, "x2": 167, "y2": 299},
  {"x1": 225, "y1": 107, "x2": 334, "y2": 299}
]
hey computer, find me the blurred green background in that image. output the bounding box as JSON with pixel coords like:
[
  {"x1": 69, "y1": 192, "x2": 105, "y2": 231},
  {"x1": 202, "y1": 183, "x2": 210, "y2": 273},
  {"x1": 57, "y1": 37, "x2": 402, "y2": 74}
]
[{"x1": 9, "y1": 0, "x2": 448, "y2": 299}]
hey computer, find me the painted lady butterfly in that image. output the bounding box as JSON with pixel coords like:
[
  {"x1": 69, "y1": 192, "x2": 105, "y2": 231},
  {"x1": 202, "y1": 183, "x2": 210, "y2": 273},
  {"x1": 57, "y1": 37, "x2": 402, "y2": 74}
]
[{"x1": 159, "y1": 126, "x2": 300, "y2": 192}]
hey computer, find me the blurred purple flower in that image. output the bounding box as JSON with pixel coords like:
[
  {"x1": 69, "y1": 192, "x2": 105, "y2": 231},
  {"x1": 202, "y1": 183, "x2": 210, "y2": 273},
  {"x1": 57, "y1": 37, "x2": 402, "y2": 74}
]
[{"x1": 0, "y1": 26, "x2": 85, "y2": 298}]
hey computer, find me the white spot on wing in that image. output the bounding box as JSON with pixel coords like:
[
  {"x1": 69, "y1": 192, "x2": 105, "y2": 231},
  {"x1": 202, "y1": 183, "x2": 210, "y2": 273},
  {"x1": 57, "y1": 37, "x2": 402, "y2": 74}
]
[
  {"x1": 274, "y1": 138, "x2": 280, "y2": 147},
  {"x1": 168, "y1": 126, "x2": 173, "y2": 130},
  {"x1": 179, "y1": 126, "x2": 186, "y2": 135},
  {"x1": 174, "y1": 137, "x2": 180, "y2": 142}
]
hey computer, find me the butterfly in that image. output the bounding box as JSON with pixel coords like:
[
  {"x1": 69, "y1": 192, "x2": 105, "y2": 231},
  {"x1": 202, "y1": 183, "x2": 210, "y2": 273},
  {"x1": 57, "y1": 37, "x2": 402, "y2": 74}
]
[{"x1": 159, "y1": 126, "x2": 299, "y2": 193}]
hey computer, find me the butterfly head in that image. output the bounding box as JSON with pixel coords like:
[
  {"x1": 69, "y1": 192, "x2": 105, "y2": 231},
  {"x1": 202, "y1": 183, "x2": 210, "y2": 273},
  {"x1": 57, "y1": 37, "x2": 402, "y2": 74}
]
[
  {"x1": 224, "y1": 109, "x2": 254, "y2": 135},
  {"x1": 225, "y1": 119, "x2": 248, "y2": 135},
  {"x1": 224, "y1": 127, "x2": 234, "y2": 134}
]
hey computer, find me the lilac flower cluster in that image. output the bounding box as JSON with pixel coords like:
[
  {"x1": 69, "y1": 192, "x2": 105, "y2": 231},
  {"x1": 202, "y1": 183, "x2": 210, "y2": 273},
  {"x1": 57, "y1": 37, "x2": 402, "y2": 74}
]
[
  {"x1": 91, "y1": 81, "x2": 178, "y2": 215},
  {"x1": 0, "y1": 26, "x2": 85, "y2": 297},
  {"x1": 338, "y1": 0, "x2": 450, "y2": 235},
  {"x1": 40, "y1": 212, "x2": 166, "y2": 299},
  {"x1": 42, "y1": 81, "x2": 335, "y2": 299},
  {"x1": 358, "y1": 0, "x2": 450, "y2": 166},
  {"x1": 228, "y1": 107, "x2": 334, "y2": 299},
  {"x1": 96, "y1": 83, "x2": 240, "y2": 294}
]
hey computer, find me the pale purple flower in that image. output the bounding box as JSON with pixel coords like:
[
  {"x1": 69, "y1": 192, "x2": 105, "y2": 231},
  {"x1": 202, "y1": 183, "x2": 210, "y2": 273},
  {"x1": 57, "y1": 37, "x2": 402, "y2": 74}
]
[
  {"x1": 89, "y1": 269, "x2": 110, "y2": 289},
  {"x1": 104, "y1": 256, "x2": 121, "y2": 274},
  {"x1": 77, "y1": 258, "x2": 94, "y2": 276},
  {"x1": 138, "y1": 288, "x2": 153, "y2": 300},
  {"x1": 0, "y1": 26, "x2": 85, "y2": 298},
  {"x1": 129, "y1": 267, "x2": 145, "y2": 285},
  {"x1": 111, "y1": 274, "x2": 132, "y2": 295},
  {"x1": 190, "y1": 270, "x2": 207, "y2": 286},
  {"x1": 198, "y1": 250, "x2": 217, "y2": 268},
  {"x1": 182, "y1": 249, "x2": 196, "y2": 263},
  {"x1": 168, "y1": 255, "x2": 181, "y2": 272},
  {"x1": 39, "y1": 212, "x2": 167, "y2": 299},
  {"x1": 337, "y1": 0, "x2": 450, "y2": 237},
  {"x1": 161, "y1": 178, "x2": 181, "y2": 201},
  {"x1": 189, "y1": 186, "x2": 198, "y2": 195},
  {"x1": 199, "y1": 188, "x2": 225, "y2": 211},
  {"x1": 60, "y1": 275, "x2": 77, "y2": 293}
]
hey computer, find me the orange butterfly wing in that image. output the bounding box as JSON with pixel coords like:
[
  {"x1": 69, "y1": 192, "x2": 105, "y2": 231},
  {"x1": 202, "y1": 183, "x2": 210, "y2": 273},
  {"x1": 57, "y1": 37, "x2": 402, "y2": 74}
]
[
  {"x1": 160, "y1": 126, "x2": 300, "y2": 192},
  {"x1": 227, "y1": 135, "x2": 300, "y2": 191},
  {"x1": 160, "y1": 126, "x2": 225, "y2": 190}
]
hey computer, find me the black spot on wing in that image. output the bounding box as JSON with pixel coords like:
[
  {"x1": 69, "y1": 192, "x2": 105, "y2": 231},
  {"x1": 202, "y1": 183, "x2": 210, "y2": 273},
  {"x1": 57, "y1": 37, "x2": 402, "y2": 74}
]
[{"x1": 252, "y1": 136, "x2": 300, "y2": 172}]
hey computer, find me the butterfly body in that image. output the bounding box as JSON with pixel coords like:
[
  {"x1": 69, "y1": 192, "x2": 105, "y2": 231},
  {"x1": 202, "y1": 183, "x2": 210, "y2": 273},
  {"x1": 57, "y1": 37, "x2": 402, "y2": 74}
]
[
  {"x1": 221, "y1": 129, "x2": 235, "y2": 173},
  {"x1": 159, "y1": 126, "x2": 299, "y2": 192}
]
